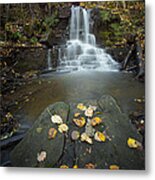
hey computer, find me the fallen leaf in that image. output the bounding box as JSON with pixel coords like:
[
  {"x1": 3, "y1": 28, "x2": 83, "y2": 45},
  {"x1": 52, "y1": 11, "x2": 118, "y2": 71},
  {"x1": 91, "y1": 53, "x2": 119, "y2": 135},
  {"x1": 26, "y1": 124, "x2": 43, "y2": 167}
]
[
  {"x1": 94, "y1": 131, "x2": 106, "y2": 142},
  {"x1": 74, "y1": 113, "x2": 81, "y2": 118},
  {"x1": 91, "y1": 117, "x2": 102, "y2": 126},
  {"x1": 71, "y1": 130, "x2": 80, "y2": 140},
  {"x1": 58, "y1": 124, "x2": 69, "y2": 133},
  {"x1": 51, "y1": 115, "x2": 63, "y2": 124},
  {"x1": 60, "y1": 165, "x2": 69, "y2": 168},
  {"x1": 85, "y1": 163, "x2": 95, "y2": 169},
  {"x1": 81, "y1": 132, "x2": 93, "y2": 144},
  {"x1": 37, "y1": 151, "x2": 47, "y2": 162},
  {"x1": 73, "y1": 165, "x2": 78, "y2": 168},
  {"x1": 73, "y1": 117, "x2": 86, "y2": 127},
  {"x1": 127, "y1": 137, "x2": 142, "y2": 149},
  {"x1": 36, "y1": 127, "x2": 43, "y2": 133},
  {"x1": 77, "y1": 103, "x2": 87, "y2": 111},
  {"x1": 134, "y1": 98, "x2": 143, "y2": 103},
  {"x1": 85, "y1": 107, "x2": 94, "y2": 117},
  {"x1": 48, "y1": 128, "x2": 57, "y2": 139},
  {"x1": 109, "y1": 165, "x2": 120, "y2": 170}
]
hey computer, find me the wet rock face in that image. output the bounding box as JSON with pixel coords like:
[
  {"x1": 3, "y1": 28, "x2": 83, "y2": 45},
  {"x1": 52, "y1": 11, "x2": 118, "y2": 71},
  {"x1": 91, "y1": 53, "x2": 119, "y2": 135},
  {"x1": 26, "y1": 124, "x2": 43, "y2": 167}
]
[
  {"x1": 11, "y1": 95, "x2": 145, "y2": 169},
  {"x1": 13, "y1": 48, "x2": 47, "y2": 72},
  {"x1": 40, "y1": 11, "x2": 70, "y2": 48},
  {"x1": 106, "y1": 46, "x2": 130, "y2": 63}
]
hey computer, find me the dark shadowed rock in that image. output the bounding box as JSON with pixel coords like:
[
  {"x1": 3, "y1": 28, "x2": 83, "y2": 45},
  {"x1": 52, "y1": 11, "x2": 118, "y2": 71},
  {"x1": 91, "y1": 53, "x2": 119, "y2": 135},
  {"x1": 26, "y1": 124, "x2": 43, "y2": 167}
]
[{"x1": 11, "y1": 102, "x2": 69, "y2": 167}]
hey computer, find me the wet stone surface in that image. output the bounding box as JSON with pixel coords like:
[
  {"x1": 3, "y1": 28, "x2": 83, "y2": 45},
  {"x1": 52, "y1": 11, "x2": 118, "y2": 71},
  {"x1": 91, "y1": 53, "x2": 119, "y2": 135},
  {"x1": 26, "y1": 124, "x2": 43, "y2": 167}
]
[
  {"x1": 11, "y1": 102, "x2": 69, "y2": 167},
  {"x1": 11, "y1": 95, "x2": 145, "y2": 169}
]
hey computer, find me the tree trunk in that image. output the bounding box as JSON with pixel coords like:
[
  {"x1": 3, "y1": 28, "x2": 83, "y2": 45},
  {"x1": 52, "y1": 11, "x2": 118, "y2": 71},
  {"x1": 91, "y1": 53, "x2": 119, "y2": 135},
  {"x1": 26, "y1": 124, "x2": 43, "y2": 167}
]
[{"x1": 122, "y1": 44, "x2": 135, "y2": 70}]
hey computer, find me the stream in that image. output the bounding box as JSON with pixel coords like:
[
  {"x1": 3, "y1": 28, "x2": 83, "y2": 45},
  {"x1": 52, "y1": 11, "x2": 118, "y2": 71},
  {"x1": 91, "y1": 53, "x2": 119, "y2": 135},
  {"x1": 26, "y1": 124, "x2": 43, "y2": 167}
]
[{"x1": 14, "y1": 71, "x2": 144, "y2": 124}]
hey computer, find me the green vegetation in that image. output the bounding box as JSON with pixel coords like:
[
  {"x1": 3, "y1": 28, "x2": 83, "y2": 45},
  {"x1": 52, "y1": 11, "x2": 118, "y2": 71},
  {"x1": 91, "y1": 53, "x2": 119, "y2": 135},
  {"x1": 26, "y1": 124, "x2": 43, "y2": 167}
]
[
  {"x1": 98, "y1": 1, "x2": 145, "y2": 49},
  {"x1": 0, "y1": 2, "x2": 144, "y2": 49},
  {"x1": 0, "y1": 3, "x2": 60, "y2": 45},
  {"x1": 80, "y1": 1, "x2": 144, "y2": 58}
]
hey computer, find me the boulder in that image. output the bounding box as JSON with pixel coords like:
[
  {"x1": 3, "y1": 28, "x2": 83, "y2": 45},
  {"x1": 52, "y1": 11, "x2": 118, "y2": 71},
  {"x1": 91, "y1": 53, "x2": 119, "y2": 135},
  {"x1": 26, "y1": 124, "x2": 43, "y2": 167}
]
[
  {"x1": 11, "y1": 102, "x2": 69, "y2": 167},
  {"x1": 11, "y1": 95, "x2": 145, "y2": 169}
]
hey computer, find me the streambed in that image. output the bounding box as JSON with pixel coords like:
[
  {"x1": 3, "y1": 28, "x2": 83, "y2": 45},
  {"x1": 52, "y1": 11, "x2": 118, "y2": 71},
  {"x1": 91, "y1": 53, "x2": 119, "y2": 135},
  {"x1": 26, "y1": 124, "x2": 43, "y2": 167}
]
[{"x1": 14, "y1": 71, "x2": 144, "y2": 123}]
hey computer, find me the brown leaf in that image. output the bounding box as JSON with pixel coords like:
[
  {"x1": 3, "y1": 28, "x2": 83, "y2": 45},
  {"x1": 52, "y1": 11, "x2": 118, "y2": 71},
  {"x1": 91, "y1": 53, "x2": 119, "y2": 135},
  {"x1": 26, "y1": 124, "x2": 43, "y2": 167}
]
[
  {"x1": 85, "y1": 163, "x2": 95, "y2": 169},
  {"x1": 48, "y1": 128, "x2": 57, "y2": 139}
]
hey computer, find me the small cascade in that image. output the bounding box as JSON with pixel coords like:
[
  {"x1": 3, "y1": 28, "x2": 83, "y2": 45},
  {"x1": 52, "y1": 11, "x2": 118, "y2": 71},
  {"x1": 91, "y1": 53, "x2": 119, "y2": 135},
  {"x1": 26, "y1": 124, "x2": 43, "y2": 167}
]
[
  {"x1": 58, "y1": 6, "x2": 119, "y2": 72},
  {"x1": 47, "y1": 49, "x2": 52, "y2": 70}
]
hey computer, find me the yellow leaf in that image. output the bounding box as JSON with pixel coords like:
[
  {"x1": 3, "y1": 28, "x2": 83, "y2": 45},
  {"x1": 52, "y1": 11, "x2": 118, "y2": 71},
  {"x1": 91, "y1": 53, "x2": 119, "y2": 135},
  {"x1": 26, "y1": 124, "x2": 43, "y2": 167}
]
[
  {"x1": 58, "y1": 124, "x2": 69, "y2": 133},
  {"x1": 94, "y1": 131, "x2": 106, "y2": 142},
  {"x1": 60, "y1": 165, "x2": 69, "y2": 168},
  {"x1": 109, "y1": 165, "x2": 120, "y2": 170},
  {"x1": 74, "y1": 113, "x2": 80, "y2": 118},
  {"x1": 73, "y1": 165, "x2": 78, "y2": 169},
  {"x1": 127, "y1": 137, "x2": 142, "y2": 149},
  {"x1": 77, "y1": 103, "x2": 87, "y2": 111},
  {"x1": 73, "y1": 117, "x2": 86, "y2": 127},
  {"x1": 91, "y1": 117, "x2": 102, "y2": 126}
]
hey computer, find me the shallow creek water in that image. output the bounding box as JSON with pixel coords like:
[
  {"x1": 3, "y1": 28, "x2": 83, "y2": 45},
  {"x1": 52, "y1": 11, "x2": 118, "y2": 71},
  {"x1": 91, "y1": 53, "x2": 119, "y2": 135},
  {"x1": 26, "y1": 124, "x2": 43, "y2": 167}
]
[{"x1": 14, "y1": 71, "x2": 144, "y2": 124}]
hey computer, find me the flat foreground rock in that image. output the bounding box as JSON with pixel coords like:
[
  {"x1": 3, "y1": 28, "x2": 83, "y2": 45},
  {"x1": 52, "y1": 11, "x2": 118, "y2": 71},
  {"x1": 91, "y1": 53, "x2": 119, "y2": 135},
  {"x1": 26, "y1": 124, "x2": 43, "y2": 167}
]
[{"x1": 11, "y1": 95, "x2": 144, "y2": 169}]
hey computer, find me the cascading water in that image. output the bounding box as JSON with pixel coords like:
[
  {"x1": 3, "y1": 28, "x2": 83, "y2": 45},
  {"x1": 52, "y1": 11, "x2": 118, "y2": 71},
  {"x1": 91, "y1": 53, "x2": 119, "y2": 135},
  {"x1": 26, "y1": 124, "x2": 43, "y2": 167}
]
[
  {"x1": 58, "y1": 6, "x2": 119, "y2": 71},
  {"x1": 47, "y1": 49, "x2": 52, "y2": 70}
]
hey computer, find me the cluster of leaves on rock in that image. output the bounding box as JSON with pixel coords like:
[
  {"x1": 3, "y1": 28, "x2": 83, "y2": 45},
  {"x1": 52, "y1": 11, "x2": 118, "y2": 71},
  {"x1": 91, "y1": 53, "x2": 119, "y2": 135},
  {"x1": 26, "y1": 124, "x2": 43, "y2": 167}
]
[{"x1": 37, "y1": 103, "x2": 143, "y2": 169}]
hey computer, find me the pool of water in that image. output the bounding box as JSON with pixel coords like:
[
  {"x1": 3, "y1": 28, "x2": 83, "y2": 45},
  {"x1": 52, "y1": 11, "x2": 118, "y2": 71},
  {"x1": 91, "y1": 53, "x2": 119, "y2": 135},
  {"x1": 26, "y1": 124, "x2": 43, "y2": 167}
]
[{"x1": 15, "y1": 71, "x2": 144, "y2": 123}]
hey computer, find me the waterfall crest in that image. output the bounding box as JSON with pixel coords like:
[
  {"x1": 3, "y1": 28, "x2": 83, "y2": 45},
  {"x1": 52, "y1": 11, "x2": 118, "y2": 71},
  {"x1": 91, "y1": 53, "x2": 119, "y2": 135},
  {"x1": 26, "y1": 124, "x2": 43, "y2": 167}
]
[{"x1": 58, "y1": 6, "x2": 119, "y2": 72}]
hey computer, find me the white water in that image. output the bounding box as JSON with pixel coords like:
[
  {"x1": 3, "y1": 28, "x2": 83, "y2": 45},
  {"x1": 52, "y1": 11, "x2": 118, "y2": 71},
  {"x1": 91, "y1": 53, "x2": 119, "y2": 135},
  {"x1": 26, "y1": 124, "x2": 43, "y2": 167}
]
[
  {"x1": 47, "y1": 49, "x2": 52, "y2": 70},
  {"x1": 58, "y1": 6, "x2": 119, "y2": 72}
]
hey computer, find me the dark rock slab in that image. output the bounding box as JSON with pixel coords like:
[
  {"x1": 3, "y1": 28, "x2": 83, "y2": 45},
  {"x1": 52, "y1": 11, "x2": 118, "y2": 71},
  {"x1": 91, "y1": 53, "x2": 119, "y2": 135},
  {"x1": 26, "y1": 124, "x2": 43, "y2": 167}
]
[
  {"x1": 59, "y1": 96, "x2": 144, "y2": 169},
  {"x1": 11, "y1": 102, "x2": 69, "y2": 167},
  {"x1": 10, "y1": 95, "x2": 145, "y2": 169}
]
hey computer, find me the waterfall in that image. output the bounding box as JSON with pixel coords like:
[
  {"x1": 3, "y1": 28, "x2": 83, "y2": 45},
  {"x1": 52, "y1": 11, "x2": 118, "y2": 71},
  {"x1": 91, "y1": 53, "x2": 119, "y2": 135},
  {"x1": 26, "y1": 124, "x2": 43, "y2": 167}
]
[
  {"x1": 47, "y1": 49, "x2": 52, "y2": 70},
  {"x1": 58, "y1": 5, "x2": 119, "y2": 72}
]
